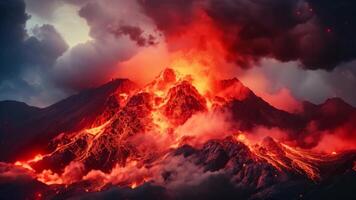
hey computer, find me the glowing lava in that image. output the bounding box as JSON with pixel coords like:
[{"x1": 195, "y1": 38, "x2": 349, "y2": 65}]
[
  {"x1": 15, "y1": 154, "x2": 44, "y2": 171},
  {"x1": 11, "y1": 68, "x2": 356, "y2": 191},
  {"x1": 85, "y1": 120, "x2": 111, "y2": 136}
]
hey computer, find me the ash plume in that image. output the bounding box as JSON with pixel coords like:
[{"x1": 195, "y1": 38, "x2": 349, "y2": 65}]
[{"x1": 138, "y1": 0, "x2": 356, "y2": 70}]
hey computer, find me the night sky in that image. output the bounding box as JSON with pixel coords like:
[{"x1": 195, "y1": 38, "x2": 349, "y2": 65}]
[{"x1": 1, "y1": 0, "x2": 356, "y2": 110}]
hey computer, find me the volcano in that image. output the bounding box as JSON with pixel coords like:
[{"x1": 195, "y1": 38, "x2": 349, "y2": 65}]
[{"x1": 0, "y1": 68, "x2": 355, "y2": 200}]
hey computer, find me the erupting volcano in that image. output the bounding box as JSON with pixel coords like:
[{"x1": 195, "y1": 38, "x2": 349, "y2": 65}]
[
  {"x1": 1, "y1": 0, "x2": 356, "y2": 199},
  {"x1": 1, "y1": 68, "x2": 355, "y2": 200}
]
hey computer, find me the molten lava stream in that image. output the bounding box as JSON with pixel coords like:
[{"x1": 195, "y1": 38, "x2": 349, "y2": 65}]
[{"x1": 9, "y1": 68, "x2": 355, "y2": 192}]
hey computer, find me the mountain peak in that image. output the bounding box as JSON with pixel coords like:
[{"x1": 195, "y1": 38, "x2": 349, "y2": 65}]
[
  {"x1": 1, "y1": 69, "x2": 355, "y2": 199},
  {"x1": 322, "y1": 97, "x2": 354, "y2": 110}
]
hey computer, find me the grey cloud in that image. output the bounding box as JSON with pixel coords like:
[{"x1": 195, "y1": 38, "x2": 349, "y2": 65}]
[
  {"x1": 249, "y1": 59, "x2": 356, "y2": 106},
  {"x1": 1, "y1": 0, "x2": 157, "y2": 106},
  {"x1": 24, "y1": 0, "x2": 90, "y2": 19},
  {"x1": 0, "y1": 0, "x2": 69, "y2": 106},
  {"x1": 51, "y1": 0, "x2": 156, "y2": 91},
  {"x1": 2, "y1": 0, "x2": 356, "y2": 108}
]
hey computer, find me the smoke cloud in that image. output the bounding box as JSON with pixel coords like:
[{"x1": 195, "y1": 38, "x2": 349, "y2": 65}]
[
  {"x1": 1, "y1": 0, "x2": 356, "y2": 109},
  {"x1": 138, "y1": 0, "x2": 356, "y2": 70}
]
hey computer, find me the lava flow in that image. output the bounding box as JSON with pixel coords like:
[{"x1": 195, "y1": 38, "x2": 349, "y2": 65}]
[{"x1": 1, "y1": 68, "x2": 355, "y2": 199}]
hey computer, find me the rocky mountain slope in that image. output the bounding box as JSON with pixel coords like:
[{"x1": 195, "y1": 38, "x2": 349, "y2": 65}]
[{"x1": 0, "y1": 68, "x2": 355, "y2": 200}]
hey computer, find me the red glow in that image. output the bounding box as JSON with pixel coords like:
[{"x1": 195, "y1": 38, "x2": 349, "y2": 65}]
[
  {"x1": 10, "y1": 68, "x2": 356, "y2": 192},
  {"x1": 14, "y1": 154, "x2": 44, "y2": 171}
]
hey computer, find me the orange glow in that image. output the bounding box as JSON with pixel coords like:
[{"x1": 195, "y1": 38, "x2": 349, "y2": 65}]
[
  {"x1": 14, "y1": 154, "x2": 44, "y2": 171},
  {"x1": 238, "y1": 62, "x2": 303, "y2": 113},
  {"x1": 2, "y1": 0, "x2": 354, "y2": 193},
  {"x1": 165, "y1": 11, "x2": 231, "y2": 97},
  {"x1": 37, "y1": 169, "x2": 63, "y2": 185},
  {"x1": 130, "y1": 182, "x2": 138, "y2": 189},
  {"x1": 232, "y1": 135, "x2": 322, "y2": 181},
  {"x1": 234, "y1": 132, "x2": 247, "y2": 142},
  {"x1": 151, "y1": 111, "x2": 170, "y2": 133},
  {"x1": 85, "y1": 120, "x2": 111, "y2": 136},
  {"x1": 249, "y1": 142, "x2": 322, "y2": 181},
  {"x1": 169, "y1": 53, "x2": 213, "y2": 96},
  {"x1": 118, "y1": 10, "x2": 234, "y2": 99},
  {"x1": 117, "y1": 44, "x2": 169, "y2": 85},
  {"x1": 119, "y1": 93, "x2": 130, "y2": 104},
  {"x1": 14, "y1": 161, "x2": 33, "y2": 171},
  {"x1": 312, "y1": 129, "x2": 356, "y2": 153},
  {"x1": 10, "y1": 68, "x2": 356, "y2": 190}
]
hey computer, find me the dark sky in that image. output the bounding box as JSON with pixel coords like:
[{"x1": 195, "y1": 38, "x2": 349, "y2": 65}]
[{"x1": 0, "y1": 0, "x2": 356, "y2": 109}]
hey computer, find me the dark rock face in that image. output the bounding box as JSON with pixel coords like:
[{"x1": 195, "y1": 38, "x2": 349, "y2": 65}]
[
  {"x1": 214, "y1": 78, "x2": 252, "y2": 101},
  {"x1": 32, "y1": 78, "x2": 209, "y2": 173},
  {"x1": 0, "y1": 101, "x2": 41, "y2": 133},
  {"x1": 301, "y1": 98, "x2": 356, "y2": 130},
  {"x1": 0, "y1": 79, "x2": 137, "y2": 161},
  {"x1": 34, "y1": 92, "x2": 153, "y2": 172},
  {"x1": 173, "y1": 138, "x2": 281, "y2": 189},
  {"x1": 81, "y1": 92, "x2": 153, "y2": 171},
  {"x1": 225, "y1": 94, "x2": 306, "y2": 131},
  {"x1": 168, "y1": 137, "x2": 356, "y2": 200},
  {"x1": 163, "y1": 81, "x2": 207, "y2": 125}
]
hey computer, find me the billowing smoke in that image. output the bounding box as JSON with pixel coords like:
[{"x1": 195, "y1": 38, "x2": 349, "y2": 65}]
[
  {"x1": 0, "y1": 0, "x2": 162, "y2": 106},
  {"x1": 138, "y1": 0, "x2": 356, "y2": 70},
  {"x1": 0, "y1": 0, "x2": 355, "y2": 107},
  {"x1": 51, "y1": 0, "x2": 159, "y2": 92}
]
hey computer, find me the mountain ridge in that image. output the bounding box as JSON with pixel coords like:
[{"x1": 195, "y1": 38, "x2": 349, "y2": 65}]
[{"x1": 0, "y1": 68, "x2": 355, "y2": 200}]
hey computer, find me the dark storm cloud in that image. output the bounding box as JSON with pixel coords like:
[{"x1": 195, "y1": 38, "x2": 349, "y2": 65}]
[
  {"x1": 136, "y1": 0, "x2": 197, "y2": 34},
  {"x1": 26, "y1": 0, "x2": 356, "y2": 71},
  {"x1": 24, "y1": 24, "x2": 68, "y2": 67},
  {"x1": 138, "y1": 0, "x2": 356, "y2": 70},
  {"x1": 110, "y1": 25, "x2": 157, "y2": 46},
  {"x1": 1, "y1": 0, "x2": 156, "y2": 105},
  {"x1": 2, "y1": 0, "x2": 355, "y2": 106},
  {"x1": 0, "y1": 0, "x2": 68, "y2": 79},
  {"x1": 0, "y1": 0, "x2": 68, "y2": 106},
  {"x1": 0, "y1": 0, "x2": 29, "y2": 80}
]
